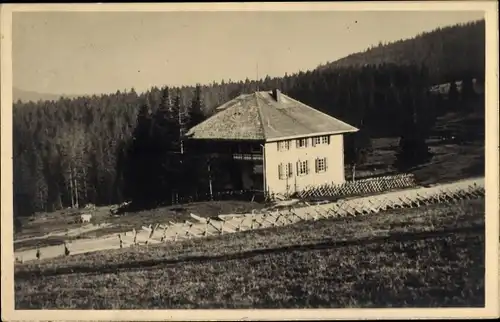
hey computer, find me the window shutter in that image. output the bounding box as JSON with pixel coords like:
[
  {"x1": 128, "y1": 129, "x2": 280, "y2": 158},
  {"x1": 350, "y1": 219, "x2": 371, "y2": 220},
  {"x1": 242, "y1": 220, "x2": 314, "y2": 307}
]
[
  {"x1": 277, "y1": 142, "x2": 280, "y2": 151},
  {"x1": 315, "y1": 158, "x2": 318, "y2": 173},
  {"x1": 296, "y1": 161, "x2": 299, "y2": 174},
  {"x1": 278, "y1": 163, "x2": 283, "y2": 180},
  {"x1": 306, "y1": 160, "x2": 310, "y2": 174},
  {"x1": 312, "y1": 138, "x2": 316, "y2": 147},
  {"x1": 288, "y1": 162, "x2": 293, "y2": 177},
  {"x1": 305, "y1": 138, "x2": 308, "y2": 148},
  {"x1": 324, "y1": 158, "x2": 328, "y2": 171}
]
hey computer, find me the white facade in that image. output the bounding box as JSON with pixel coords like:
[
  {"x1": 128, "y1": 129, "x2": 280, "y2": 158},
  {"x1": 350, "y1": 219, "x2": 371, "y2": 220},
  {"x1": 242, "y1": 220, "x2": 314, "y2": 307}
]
[{"x1": 264, "y1": 134, "x2": 345, "y2": 196}]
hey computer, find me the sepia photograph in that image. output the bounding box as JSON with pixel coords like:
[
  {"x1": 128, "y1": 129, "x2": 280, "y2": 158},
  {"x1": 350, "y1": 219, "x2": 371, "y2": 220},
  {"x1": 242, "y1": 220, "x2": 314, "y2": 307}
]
[{"x1": 1, "y1": 2, "x2": 499, "y2": 320}]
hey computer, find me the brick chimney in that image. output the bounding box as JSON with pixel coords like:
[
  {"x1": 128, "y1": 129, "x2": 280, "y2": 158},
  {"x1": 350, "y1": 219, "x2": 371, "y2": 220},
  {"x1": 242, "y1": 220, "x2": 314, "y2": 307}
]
[{"x1": 272, "y1": 89, "x2": 282, "y2": 102}]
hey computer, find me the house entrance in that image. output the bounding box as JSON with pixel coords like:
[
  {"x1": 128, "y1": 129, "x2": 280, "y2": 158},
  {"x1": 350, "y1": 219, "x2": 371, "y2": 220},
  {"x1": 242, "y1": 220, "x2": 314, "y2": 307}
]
[{"x1": 231, "y1": 161, "x2": 263, "y2": 191}]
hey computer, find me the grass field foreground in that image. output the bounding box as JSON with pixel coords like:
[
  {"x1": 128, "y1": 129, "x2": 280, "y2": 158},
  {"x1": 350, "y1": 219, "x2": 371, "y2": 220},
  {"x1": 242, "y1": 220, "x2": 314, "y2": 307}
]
[{"x1": 15, "y1": 198, "x2": 485, "y2": 309}]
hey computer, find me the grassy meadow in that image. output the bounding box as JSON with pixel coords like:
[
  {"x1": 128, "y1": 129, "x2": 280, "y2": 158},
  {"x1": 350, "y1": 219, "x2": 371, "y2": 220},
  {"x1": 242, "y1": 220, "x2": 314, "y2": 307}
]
[{"x1": 15, "y1": 198, "x2": 485, "y2": 309}]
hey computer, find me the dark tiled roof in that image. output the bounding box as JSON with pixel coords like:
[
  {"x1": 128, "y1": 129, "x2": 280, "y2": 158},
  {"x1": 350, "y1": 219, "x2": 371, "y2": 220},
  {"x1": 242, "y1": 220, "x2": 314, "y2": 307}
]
[{"x1": 186, "y1": 90, "x2": 358, "y2": 141}]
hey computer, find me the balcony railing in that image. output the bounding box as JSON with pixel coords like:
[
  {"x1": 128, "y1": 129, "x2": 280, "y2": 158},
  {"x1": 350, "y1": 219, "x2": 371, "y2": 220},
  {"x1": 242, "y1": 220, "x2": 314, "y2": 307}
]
[
  {"x1": 206, "y1": 152, "x2": 263, "y2": 161},
  {"x1": 232, "y1": 153, "x2": 263, "y2": 161}
]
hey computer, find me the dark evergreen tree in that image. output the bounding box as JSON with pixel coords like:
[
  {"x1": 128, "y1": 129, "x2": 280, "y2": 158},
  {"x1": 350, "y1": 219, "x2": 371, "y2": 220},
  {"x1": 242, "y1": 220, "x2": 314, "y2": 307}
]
[
  {"x1": 394, "y1": 66, "x2": 434, "y2": 172},
  {"x1": 123, "y1": 101, "x2": 155, "y2": 206},
  {"x1": 149, "y1": 86, "x2": 175, "y2": 201},
  {"x1": 189, "y1": 84, "x2": 205, "y2": 129},
  {"x1": 345, "y1": 129, "x2": 372, "y2": 180},
  {"x1": 394, "y1": 123, "x2": 433, "y2": 172}
]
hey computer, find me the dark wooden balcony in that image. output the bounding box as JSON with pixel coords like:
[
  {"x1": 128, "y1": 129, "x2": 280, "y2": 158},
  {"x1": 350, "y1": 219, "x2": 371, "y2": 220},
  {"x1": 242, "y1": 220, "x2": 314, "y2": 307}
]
[{"x1": 232, "y1": 153, "x2": 263, "y2": 161}]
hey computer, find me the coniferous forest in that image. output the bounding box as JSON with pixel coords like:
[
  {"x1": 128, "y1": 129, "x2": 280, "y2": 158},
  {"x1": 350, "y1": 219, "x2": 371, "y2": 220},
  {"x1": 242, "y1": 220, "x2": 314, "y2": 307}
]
[{"x1": 12, "y1": 20, "x2": 485, "y2": 217}]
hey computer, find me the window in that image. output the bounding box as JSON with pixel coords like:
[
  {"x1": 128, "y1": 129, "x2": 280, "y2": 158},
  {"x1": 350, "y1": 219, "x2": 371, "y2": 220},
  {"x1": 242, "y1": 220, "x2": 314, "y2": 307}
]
[
  {"x1": 312, "y1": 135, "x2": 330, "y2": 146},
  {"x1": 315, "y1": 157, "x2": 328, "y2": 173},
  {"x1": 285, "y1": 163, "x2": 293, "y2": 178},
  {"x1": 277, "y1": 140, "x2": 290, "y2": 152},
  {"x1": 251, "y1": 144, "x2": 262, "y2": 153},
  {"x1": 278, "y1": 162, "x2": 293, "y2": 180},
  {"x1": 297, "y1": 160, "x2": 309, "y2": 176},
  {"x1": 296, "y1": 138, "x2": 308, "y2": 148}
]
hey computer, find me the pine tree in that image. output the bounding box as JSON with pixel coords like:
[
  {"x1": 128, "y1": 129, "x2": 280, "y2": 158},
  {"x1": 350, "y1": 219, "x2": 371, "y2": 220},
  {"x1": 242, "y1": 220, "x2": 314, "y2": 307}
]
[
  {"x1": 345, "y1": 128, "x2": 372, "y2": 180},
  {"x1": 394, "y1": 66, "x2": 433, "y2": 172},
  {"x1": 56, "y1": 126, "x2": 87, "y2": 209},
  {"x1": 32, "y1": 147, "x2": 48, "y2": 211},
  {"x1": 149, "y1": 86, "x2": 184, "y2": 202},
  {"x1": 152, "y1": 86, "x2": 173, "y2": 192},
  {"x1": 123, "y1": 101, "x2": 154, "y2": 205},
  {"x1": 189, "y1": 84, "x2": 205, "y2": 129},
  {"x1": 184, "y1": 85, "x2": 208, "y2": 197},
  {"x1": 343, "y1": 74, "x2": 372, "y2": 180}
]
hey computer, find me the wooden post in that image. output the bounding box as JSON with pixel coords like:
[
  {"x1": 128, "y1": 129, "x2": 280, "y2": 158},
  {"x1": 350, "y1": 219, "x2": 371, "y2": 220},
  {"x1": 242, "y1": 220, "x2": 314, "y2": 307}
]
[
  {"x1": 69, "y1": 169, "x2": 75, "y2": 208},
  {"x1": 74, "y1": 168, "x2": 79, "y2": 209},
  {"x1": 208, "y1": 158, "x2": 213, "y2": 200},
  {"x1": 261, "y1": 144, "x2": 267, "y2": 197},
  {"x1": 179, "y1": 103, "x2": 186, "y2": 157}
]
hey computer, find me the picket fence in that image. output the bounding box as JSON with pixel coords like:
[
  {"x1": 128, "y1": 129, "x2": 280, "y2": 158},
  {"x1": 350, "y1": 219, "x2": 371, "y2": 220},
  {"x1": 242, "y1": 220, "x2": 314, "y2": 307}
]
[
  {"x1": 295, "y1": 173, "x2": 417, "y2": 199},
  {"x1": 15, "y1": 177, "x2": 484, "y2": 262}
]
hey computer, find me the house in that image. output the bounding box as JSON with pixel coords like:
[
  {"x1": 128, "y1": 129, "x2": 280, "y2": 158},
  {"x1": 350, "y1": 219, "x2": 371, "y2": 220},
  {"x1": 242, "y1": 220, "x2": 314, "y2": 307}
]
[{"x1": 186, "y1": 89, "x2": 359, "y2": 197}]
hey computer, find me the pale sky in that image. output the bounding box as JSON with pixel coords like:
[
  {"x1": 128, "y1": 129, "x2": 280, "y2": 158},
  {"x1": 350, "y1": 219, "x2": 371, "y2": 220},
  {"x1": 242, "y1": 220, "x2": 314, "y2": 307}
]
[{"x1": 13, "y1": 10, "x2": 484, "y2": 95}]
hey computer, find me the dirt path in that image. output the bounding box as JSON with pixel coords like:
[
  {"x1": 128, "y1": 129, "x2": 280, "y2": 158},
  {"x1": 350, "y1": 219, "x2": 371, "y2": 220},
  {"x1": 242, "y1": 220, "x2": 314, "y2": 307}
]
[
  {"x1": 14, "y1": 223, "x2": 113, "y2": 244},
  {"x1": 14, "y1": 177, "x2": 484, "y2": 263}
]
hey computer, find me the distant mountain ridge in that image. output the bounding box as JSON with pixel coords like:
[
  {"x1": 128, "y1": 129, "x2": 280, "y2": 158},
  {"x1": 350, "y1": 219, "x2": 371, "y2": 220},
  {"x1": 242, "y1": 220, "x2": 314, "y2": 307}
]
[
  {"x1": 13, "y1": 87, "x2": 78, "y2": 103},
  {"x1": 318, "y1": 19, "x2": 484, "y2": 84}
]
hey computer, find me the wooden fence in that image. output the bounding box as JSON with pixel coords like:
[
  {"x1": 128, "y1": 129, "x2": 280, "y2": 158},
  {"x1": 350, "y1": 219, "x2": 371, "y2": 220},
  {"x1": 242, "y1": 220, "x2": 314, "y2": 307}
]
[
  {"x1": 118, "y1": 178, "x2": 484, "y2": 247},
  {"x1": 294, "y1": 173, "x2": 417, "y2": 200},
  {"x1": 171, "y1": 189, "x2": 266, "y2": 204}
]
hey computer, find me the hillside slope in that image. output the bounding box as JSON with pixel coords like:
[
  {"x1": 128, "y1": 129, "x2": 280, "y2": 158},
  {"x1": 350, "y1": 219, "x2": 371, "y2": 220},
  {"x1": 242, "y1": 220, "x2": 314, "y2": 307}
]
[{"x1": 319, "y1": 19, "x2": 484, "y2": 84}]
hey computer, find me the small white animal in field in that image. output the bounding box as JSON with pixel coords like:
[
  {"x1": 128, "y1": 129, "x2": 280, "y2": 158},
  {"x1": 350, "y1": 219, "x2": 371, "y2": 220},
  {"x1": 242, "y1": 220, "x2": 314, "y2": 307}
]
[{"x1": 80, "y1": 213, "x2": 92, "y2": 223}]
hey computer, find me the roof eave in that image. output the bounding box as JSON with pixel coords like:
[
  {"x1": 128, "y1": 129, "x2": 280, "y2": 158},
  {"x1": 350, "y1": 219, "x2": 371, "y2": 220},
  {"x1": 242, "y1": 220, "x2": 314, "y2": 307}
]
[
  {"x1": 264, "y1": 128, "x2": 359, "y2": 143},
  {"x1": 186, "y1": 136, "x2": 265, "y2": 142}
]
